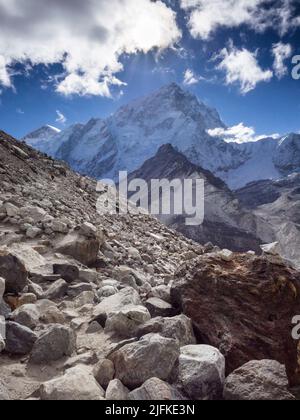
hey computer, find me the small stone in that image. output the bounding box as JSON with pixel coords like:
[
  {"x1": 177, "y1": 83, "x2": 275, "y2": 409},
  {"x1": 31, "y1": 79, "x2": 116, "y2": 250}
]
[
  {"x1": 218, "y1": 249, "x2": 234, "y2": 262},
  {"x1": 18, "y1": 293, "x2": 37, "y2": 306}
]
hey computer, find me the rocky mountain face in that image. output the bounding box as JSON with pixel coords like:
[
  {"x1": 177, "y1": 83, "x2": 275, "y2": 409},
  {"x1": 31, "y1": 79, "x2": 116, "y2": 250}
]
[
  {"x1": 236, "y1": 173, "x2": 300, "y2": 269},
  {"x1": 23, "y1": 84, "x2": 300, "y2": 189},
  {"x1": 127, "y1": 144, "x2": 274, "y2": 252},
  {"x1": 0, "y1": 131, "x2": 299, "y2": 401}
]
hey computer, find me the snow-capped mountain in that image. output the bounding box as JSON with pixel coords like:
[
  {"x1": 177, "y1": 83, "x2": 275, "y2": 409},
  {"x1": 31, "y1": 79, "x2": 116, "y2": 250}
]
[
  {"x1": 23, "y1": 125, "x2": 61, "y2": 150},
  {"x1": 22, "y1": 84, "x2": 300, "y2": 189}
]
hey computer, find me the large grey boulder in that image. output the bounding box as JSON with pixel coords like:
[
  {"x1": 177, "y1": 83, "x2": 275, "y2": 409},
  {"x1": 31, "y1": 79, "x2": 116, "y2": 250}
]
[
  {"x1": 40, "y1": 365, "x2": 105, "y2": 400},
  {"x1": 137, "y1": 315, "x2": 196, "y2": 347},
  {"x1": 109, "y1": 333, "x2": 180, "y2": 389},
  {"x1": 129, "y1": 378, "x2": 185, "y2": 401},
  {"x1": 177, "y1": 345, "x2": 225, "y2": 400},
  {"x1": 0, "y1": 249, "x2": 28, "y2": 294},
  {"x1": 56, "y1": 232, "x2": 104, "y2": 266},
  {"x1": 53, "y1": 264, "x2": 79, "y2": 283},
  {"x1": 30, "y1": 325, "x2": 76, "y2": 364},
  {"x1": 224, "y1": 360, "x2": 296, "y2": 401},
  {"x1": 5, "y1": 321, "x2": 37, "y2": 355},
  {"x1": 105, "y1": 305, "x2": 151, "y2": 338},
  {"x1": 93, "y1": 287, "x2": 142, "y2": 322}
]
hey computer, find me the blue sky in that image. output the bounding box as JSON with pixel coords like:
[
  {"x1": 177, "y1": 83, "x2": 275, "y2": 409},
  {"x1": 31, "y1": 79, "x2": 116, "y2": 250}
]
[{"x1": 0, "y1": 0, "x2": 300, "y2": 140}]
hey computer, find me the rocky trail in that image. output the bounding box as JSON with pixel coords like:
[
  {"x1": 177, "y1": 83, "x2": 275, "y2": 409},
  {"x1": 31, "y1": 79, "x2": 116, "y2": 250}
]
[{"x1": 0, "y1": 130, "x2": 299, "y2": 400}]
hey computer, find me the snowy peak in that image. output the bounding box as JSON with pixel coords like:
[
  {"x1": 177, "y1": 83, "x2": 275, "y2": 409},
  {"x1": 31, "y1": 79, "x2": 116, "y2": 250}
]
[{"x1": 23, "y1": 125, "x2": 60, "y2": 141}]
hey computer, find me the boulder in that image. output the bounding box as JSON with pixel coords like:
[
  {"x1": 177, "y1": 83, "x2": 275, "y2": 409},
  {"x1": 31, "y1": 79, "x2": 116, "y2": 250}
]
[
  {"x1": 171, "y1": 254, "x2": 300, "y2": 386},
  {"x1": 68, "y1": 283, "x2": 94, "y2": 298},
  {"x1": 224, "y1": 360, "x2": 296, "y2": 401},
  {"x1": 20, "y1": 206, "x2": 46, "y2": 223},
  {"x1": 0, "y1": 380, "x2": 10, "y2": 400},
  {"x1": 136, "y1": 315, "x2": 196, "y2": 347},
  {"x1": 145, "y1": 298, "x2": 175, "y2": 318},
  {"x1": 176, "y1": 345, "x2": 225, "y2": 400},
  {"x1": 0, "y1": 249, "x2": 28, "y2": 294},
  {"x1": 10, "y1": 304, "x2": 40, "y2": 329},
  {"x1": 93, "y1": 359, "x2": 115, "y2": 389},
  {"x1": 105, "y1": 305, "x2": 151, "y2": 338},
  {"x1": 150, "y1": 285, "x2": 171, "y2": 303},
  {"x1": 30, "y1": 325, "x2": 76, "y2": 364},
  {"x1": 5, "y1": 321, "x2": 37, "y2": 355},
  {"x1": 106, "y1": 379, "x2": 129, "y2": 401},
  {"x1": 44, "y1": 279, "x2": 68, "y2": 300},
  {"x1": 129, "y1": 378, "x2": 185, "y2": 401},
  {"x1": 80, "y1": 222, "x2": 98, "y2": 238},
  {"x1": 53, "y1": 264, "x2": 79, "y2": 283},
  {"x1": 4, "y1": 202, "x2": 20, "y2": 217},
  {"x1": 56, "y1": 232, "x2": 104, "y2": 266},
  {"x1": 109, "y1": 333, "x2": 180, "y2": 388},
  {"x1": 93, "y1": 287, "x2": 142, "y2": 322},
  {"x1": 40, "y1": 365, "x2": 105, "y2": 400}
]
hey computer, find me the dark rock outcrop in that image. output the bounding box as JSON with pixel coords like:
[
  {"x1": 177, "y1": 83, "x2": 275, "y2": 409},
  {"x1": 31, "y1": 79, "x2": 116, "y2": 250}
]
[{"x1": 171, "y1": 253, "x2": 300, "y2": 386}]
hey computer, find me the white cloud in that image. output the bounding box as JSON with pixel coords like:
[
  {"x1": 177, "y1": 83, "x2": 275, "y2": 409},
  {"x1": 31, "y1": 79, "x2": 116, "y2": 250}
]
[
  {"x1": 0, "y1": 0, "x2": 181, "y2": 96},
  {"x1": 180, "y1": 0, "x2": 297, "y2": 40},
  {"x1": 272, "y1": 42, "x2": 293, "y2": 79},
  {"x1": 56, "y1": 110, "x2": 67, "y2": 124},
  {"x1": 216, "y1": 44, "x2": 273, "y2": 94},
  {"x1": 183, "y1": 69, "x2": 202, "y2": 85},
  {"x1": 208, "y1": 123, "x2": 280, "y2": 144}
]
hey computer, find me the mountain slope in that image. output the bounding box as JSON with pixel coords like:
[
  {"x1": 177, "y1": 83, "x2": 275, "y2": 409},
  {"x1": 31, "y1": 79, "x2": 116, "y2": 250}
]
[
  {"x1": 126, "y1": 144, "x2": 274, "y2": 252},
  {"x1": 23, "y1": 84, "x2": 300, "y2": 189},
  {"x1": 236, "y1": 173, "x2": 300, "y2": 268}
]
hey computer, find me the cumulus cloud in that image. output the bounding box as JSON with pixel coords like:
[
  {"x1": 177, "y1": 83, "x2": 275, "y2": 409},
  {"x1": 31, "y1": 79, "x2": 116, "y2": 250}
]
[
  {"x1": 216, "y1": 44, "x2": 273, "y2": 94},
  {"x1": 208, "y1": 123, "x2": 280, "y2": 144},
  {"x1": 0, "y1": 0, "x2": 181, "y2": 96},
  {"x1": 180, "y1": 0, "x2": 298, "y2": 40},
  {"x1": 272, "y1": 42, "x2": 293, "y2": 79},
  {"x1": 56, "y1": 110, "x2": 67, "y2": 124},
  {"x1": 183, "y1": 69, "x2": 202, "y2": 85}
]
